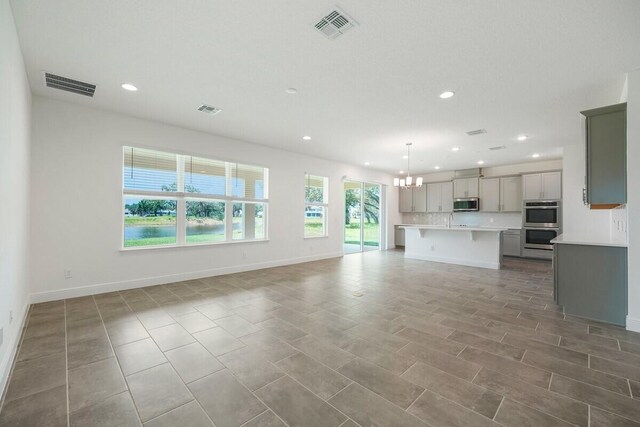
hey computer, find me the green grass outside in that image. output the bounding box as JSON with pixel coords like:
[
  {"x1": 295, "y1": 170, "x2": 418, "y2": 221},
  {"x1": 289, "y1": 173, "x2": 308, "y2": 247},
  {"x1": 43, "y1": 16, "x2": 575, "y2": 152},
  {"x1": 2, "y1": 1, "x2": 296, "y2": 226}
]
[
  {"x1": 344, "y1": 222, "x2": 380, "y2": 246},
  {"x1": 125, "y1": 215, "x2": 176, "y2": 226}
]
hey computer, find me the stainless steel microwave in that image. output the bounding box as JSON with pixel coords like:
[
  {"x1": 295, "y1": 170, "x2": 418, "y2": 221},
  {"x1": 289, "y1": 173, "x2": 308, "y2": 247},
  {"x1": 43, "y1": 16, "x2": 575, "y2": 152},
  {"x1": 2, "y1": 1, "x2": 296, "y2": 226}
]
[{"x1": 453, "y1": 198, "x2": 479, "y2": 212}]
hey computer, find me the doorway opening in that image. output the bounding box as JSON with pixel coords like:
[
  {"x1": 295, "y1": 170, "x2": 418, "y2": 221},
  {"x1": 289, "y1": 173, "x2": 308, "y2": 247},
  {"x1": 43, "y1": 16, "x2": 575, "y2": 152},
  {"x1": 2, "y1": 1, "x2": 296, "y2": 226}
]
[{"x1": 344, "y1": 180, "x2": 381, "y2": 254}]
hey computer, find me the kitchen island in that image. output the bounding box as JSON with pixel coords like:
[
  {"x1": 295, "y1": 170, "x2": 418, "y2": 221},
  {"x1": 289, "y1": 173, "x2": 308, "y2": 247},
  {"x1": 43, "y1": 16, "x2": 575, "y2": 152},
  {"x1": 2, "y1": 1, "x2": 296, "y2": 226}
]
[{"x1": 400, "y1": 225, "x2": 507, "y2": 269}]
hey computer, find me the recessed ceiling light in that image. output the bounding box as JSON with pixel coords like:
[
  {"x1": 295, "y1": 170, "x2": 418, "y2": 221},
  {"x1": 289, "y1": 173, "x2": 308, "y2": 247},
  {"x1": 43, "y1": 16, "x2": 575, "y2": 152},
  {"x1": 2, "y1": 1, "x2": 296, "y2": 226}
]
[
  {"x1": 532, "y1": 153, "x2": 540, "y2": 158},
  {"x1": 439, "y1": 91, "x2": 455, "y2": 99},
  {"x1": 434, "y1": 166, "x2": 441, "y2": 170},
  {"x1": 121, "y1": 83, "x2": 138, "y2": 91},
  {"x1": 452, "y1": 147, "x2": 460, "y2": 152},
  {"x1": 399, "y1": 170, "x2": 404, "y2": 174},
  {"x1": 364, "y1": 161, "x2": 370, "y2": 166},
  {"x1": 402, "y1": 155, "x2": 409, "y2": 159},
  {"x1": 477, "y1": 160, "x2": 485, "y2": 165},
  {"x1": 517, "y1": 135, "x2": 528, "y2": 141},
  {"x1": 199, "y1": 170, "x2": 206, "y2": 173},
  {"x1": 285, "y1": 88, "x2": 298, "y2": 94},
  {"x1": 302, "y1": 135, "x2": 311, "y2": 141}
]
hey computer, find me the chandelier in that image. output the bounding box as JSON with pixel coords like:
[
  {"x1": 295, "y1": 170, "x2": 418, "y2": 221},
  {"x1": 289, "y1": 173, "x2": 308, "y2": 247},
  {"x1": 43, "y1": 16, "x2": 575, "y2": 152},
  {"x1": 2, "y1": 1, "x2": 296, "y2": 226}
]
[{"x1": 393, "y1": 143, "x2": 423, "y2": 188}]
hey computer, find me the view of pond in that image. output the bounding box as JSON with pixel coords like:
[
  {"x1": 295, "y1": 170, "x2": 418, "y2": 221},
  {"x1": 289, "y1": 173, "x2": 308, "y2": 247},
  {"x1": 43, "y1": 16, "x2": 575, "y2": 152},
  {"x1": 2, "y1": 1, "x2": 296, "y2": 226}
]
[{"x1": 124, "y1": 223, "x2": 240, "y2": 239}]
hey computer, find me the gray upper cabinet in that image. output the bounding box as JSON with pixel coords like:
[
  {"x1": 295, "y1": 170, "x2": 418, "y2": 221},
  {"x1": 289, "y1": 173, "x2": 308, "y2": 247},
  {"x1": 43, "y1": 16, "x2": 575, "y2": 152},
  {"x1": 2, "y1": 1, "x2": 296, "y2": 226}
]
[
  {"x1": 398, "y1": 186, "x2": 427, "y2": 213},
  {"x1": 581, "y1": 103, "x2": 627, "y2": 205}
]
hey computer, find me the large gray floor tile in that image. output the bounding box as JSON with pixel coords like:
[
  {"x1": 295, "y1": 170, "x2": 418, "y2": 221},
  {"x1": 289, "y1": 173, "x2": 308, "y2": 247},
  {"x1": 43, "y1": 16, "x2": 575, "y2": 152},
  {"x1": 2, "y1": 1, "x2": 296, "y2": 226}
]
[
  {"x1": 189, "y1": 369, "x2": 266, "y2": 427},
  {"x1": 70, "y1": 391, "x2": 140, "y2": 427},
  {"x1": 407, "y1": 389, "x2": 499, "y2": 427},
  {"x1": 401, "y1": 361, "x2": 502, "y2": 419},
  {"x1": 473, "y1": 367, "x2": 588, "y2": 426},
  {"x1": 338, "y1": 358, "x2": 424, "y2": 409},
  {"x1": 127, "y1": 363, "x2": 193, "y2": 422},
  {"x1": 0, "y1": 384, "x2": 67, "y2": 427},
  {"x1": 68, "y1": 356, "x2": 128, "y2": 412},
  {"x1": 398, "y1": 342, "x2": 481, "y2": 381},
  {"x1": 215, "y1": 314, "x2": 262, "y2": 337},
  {"x1": 148, "y1": 323, "x2": 195, "y2": 351},
  {"x1": 106, "y1": 320, "x2": 150, "y2": 346},
  {"x1": 290, "y1": 335, "x2": 355, "y2": 370},
  {"x1": 144, "y1": 401, "x2": 212, "y2": 427},
  {"x1": 276, "y1": 352, "x2": 351, "y2": 399},
  {"x1": 494, "y1": 399, "x2": 574, "y2": 427},
  {"x1": 165, "y1": 342, "x2": 224, "y2": 383},
  {"x1": 4, "y1": 352, "x2": 66, "y2": 402},
  {"x1": 115, "y1": 337, "x2": 167, "y2": 375},
  {"x1": 174, "y1": 312, "x2": 217, "y2": 334},
  {"x1": 550, "y1": 374, "x2": 640, "y2": 423},
  {"x1": 218, "y1": 346, "x2": 283, "y2": 390},
  {"x1": 242, "y1": 410, "x2": 286, "y2": 427},
  {"x1": 329, "y1": 383, "x2": 426, "y2": 427},
  {"x1": 255, "y1": 376, "x2": 346, "y2": 427},
  {"x1": 193, "y1": 327, "x2": 245, "y2": 356}
]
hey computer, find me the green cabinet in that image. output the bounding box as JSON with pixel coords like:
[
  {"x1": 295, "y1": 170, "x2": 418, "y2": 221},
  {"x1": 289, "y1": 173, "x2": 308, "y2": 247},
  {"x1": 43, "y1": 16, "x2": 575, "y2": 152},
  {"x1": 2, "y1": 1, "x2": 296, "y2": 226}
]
[{"x1": 581, "y1": 103, "x2": 627, "y2": 205}]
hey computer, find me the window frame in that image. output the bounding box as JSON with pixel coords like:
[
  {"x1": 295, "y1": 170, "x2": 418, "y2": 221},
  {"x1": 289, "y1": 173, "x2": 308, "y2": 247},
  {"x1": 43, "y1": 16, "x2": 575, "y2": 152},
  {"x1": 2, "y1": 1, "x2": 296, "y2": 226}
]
[
  {"x1": 304, "y1": 173, "x2": 329, "y2": 239},
  {"x1": 122, "y1": 146, "x2": 269, "y2": 250}
]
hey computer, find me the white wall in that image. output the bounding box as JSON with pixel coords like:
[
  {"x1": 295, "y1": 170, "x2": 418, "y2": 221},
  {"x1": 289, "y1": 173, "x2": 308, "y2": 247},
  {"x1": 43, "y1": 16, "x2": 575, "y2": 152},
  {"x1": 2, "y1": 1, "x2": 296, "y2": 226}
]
[
  {"x1": 0, "y1": 0, "x2": 32, "y2": 396},
  {"x1": 627, "y1": 69, "x2": 640, "y2": 332},
  {"x1": 561, "y1": 141, "x2": 612, "y2": 235},
  {"x1": 30, "y1": 97, "x2": 400, "y2": 301}
]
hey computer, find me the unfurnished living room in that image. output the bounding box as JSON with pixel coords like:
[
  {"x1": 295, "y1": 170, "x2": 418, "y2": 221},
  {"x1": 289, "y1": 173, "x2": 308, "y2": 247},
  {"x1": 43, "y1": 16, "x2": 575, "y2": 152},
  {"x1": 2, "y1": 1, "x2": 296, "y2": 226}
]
[{"x1": 2, "y1": 1, "x2": 640, "y2": 426}]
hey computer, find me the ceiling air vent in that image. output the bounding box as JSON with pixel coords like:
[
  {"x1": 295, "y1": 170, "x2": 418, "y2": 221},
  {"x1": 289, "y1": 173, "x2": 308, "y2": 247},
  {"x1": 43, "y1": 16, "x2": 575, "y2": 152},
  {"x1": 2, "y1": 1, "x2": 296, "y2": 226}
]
[
  {"x1": 314, "y1": 8, "x2": 358, "y2": 40},
  {"x1": 197, "y1": 104, "x2": 222, "y2": 115},
  {"x1": 489, "y1": 145, "x2": 506, "y2": 151},
  {"x1": 44, "y1": 72, "x2": 96, "y2": 97},
  {"x1": 466, "y1": 128, "x2": 487, "y2": 136}
]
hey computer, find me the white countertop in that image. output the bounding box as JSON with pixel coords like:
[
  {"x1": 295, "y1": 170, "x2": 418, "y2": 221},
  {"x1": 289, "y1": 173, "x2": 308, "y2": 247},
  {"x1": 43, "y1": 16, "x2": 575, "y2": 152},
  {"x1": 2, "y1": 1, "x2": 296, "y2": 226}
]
[
  {"x1": 551, "y1": 232, "x2": 628, "y2": 248},
  {"x1": 398, "y1": 224, "x2": 509, "y2": 232}
]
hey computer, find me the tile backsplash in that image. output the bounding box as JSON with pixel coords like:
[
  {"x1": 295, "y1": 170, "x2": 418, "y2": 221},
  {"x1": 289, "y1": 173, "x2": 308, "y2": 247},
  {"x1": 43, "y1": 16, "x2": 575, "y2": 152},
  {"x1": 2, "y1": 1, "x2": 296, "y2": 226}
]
[{"x1": 401, "y1": 212, "x2": 523, "y2": 229}]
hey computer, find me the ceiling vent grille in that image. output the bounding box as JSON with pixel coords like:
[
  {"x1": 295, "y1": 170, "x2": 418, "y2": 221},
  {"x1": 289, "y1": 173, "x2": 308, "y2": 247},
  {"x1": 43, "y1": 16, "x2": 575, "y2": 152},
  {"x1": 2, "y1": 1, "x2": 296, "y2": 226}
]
[
  {"x1": 466, "y1": 128, "x2": 487, "y2": 136},
  {"x1": 489, "y1": 145, "x2": 506, "y2": 151},
  {"x1": 314, "y1": 8, "x2": 358, "y2": 40},
  {"x1": 44, "y1": 72, "x2": 96, "y2": 97},
  {"x1": 197, "y1": 104, "x2": 222, "y2": 115}
]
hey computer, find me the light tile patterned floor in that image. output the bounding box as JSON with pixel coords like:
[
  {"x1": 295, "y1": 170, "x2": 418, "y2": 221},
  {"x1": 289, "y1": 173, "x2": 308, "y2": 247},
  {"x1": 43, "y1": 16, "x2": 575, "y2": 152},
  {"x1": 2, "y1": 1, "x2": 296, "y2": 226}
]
[{"x1": 1, "y1": 250, "x2": 639, "y2": 426}]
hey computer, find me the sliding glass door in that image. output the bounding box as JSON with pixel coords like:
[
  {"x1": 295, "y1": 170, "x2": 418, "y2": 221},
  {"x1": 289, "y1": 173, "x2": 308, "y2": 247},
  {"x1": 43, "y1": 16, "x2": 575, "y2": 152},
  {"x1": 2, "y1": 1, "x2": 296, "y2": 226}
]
[{"x1": 344, "y1": 180, "x2": 381, "y2": 254}]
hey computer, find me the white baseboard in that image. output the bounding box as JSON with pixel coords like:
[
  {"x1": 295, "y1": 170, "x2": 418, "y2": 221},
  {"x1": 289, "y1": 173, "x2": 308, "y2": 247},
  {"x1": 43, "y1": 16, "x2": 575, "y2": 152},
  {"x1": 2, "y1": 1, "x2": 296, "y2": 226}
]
[
  {"x1": 404, "y1": 252, "x2": 500, "y2": 270},
  {"x1": 627, "y1": 315, "x2": 640, "y2": 333},
  {"x1": 29, "y1": 251, "x2": 344, "y2": 303},
  {"x1": 0, "y1": 302, "x2": 30, "y2": 404}
]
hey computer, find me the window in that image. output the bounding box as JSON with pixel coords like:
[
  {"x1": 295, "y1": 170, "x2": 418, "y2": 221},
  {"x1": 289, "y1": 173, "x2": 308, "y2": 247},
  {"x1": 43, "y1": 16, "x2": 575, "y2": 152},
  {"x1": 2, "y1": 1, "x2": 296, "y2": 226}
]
[
  {"x1": 304, "y1": 173, "x2": 328, "y2": 238},
  {"x1": 123, "y1": 146, "x2": 268, "y2": 248}
]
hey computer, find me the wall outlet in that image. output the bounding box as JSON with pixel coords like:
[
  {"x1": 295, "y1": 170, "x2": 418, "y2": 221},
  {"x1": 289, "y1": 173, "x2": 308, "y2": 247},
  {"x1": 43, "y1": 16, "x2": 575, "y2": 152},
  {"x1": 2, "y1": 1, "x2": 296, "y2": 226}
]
[
  {"x1": 430, "y1": 245, "x2": 435, "y2": 251},
  {"x1": 9, "y1": 310, "x2": 13, "y2": 324},
  {"x1": 64, "y1": 269, "x2": 72, "y2": 279},
  {"x1": 489, "y1": 217, "x2": 494, "y2": 223}
]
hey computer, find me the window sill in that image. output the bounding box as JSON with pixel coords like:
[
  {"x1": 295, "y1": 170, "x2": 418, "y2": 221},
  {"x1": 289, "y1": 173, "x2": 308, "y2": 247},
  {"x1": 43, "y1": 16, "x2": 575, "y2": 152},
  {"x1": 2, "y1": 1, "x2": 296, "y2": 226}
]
[
  {"x1": 120, "y1": 238, "x2": 269, "y2": 252},
  {"x1": 303, "y1": 235, "x2": 329, "y2": 240}
]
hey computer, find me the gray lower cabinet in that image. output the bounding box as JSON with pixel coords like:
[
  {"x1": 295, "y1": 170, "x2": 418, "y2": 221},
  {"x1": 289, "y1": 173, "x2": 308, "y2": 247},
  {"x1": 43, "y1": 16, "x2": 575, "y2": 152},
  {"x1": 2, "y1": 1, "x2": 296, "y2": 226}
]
[
  {"x1": 554, "y1": 243, "x2": 627, "y2": 326},
  {"x1": 501, "y1": 230, "x2": 521, "y2": 257},
  {"x1": 395, "y1": 227, "x2": 405, "y2": 247}
]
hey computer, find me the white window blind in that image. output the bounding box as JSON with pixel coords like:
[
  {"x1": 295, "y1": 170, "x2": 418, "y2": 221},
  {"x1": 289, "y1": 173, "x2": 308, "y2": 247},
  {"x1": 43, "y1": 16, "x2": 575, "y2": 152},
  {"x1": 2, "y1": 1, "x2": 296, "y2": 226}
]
[
  {"x1": 183, "y1": 155, "x2": 226, "y2": 196},
  {"x1": 123, "y1": 147, "x2": 177, "y2": 192}
]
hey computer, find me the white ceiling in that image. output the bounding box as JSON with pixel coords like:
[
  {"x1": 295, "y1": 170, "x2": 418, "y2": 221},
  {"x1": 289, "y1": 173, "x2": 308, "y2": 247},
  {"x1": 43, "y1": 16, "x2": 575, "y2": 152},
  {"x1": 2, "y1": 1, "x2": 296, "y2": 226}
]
[{"x1": 10, "y1": 0, "x2": 640, "y2": 174}]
